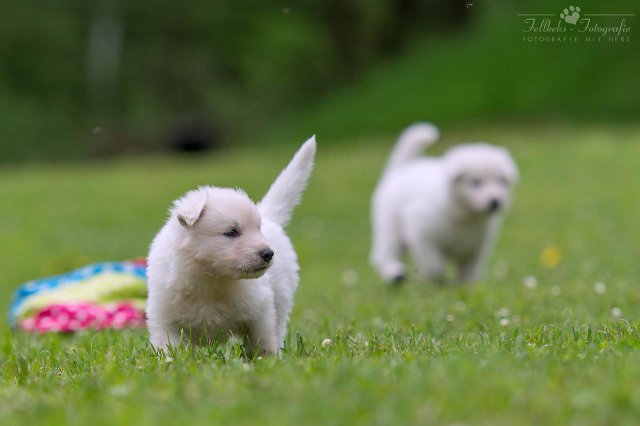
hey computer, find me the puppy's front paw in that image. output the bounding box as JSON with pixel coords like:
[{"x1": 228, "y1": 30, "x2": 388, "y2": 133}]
[
  {"x1": 244, "y1": 343, "x2": 278, "y2": 359},
  {"x1": 260, "y1": 345, "x2": 279, "y2": 357},
  {"x1": 380, "y1": 262, "x2": 406, "y2": 284},
  {"x1": 390, "y1": 273, "x2": 406, "y2": 285}
]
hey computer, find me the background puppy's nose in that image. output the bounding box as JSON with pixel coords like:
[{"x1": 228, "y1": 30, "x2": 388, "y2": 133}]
[
  {"x1": 488, "y1": 199, "x2": 501, "y2": 212},
  {"x1": 259, "y1": 248, "x2": 274, "y2": 262}
]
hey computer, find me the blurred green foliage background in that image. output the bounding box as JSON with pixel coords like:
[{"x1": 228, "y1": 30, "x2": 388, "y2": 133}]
[{"x1": 0, "y1": 0, "x2": 638, "y2": 162}]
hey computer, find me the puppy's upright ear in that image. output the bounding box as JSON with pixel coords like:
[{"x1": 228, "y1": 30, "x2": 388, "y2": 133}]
[{"x1": 173, "y1": 188, "x2": 208, "y2": 227}]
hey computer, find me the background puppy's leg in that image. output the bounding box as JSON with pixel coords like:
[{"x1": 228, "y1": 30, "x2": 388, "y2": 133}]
[
  {"x1": 457, "y1": 245, "x2": 490, "y2": 283},
  {"x1": 371, "y1": 242, "x2": 406, "y2": 283},
  {"x1": 409, "y1": 242, "x2": 446, "y2": 284},
  {"x1": 457, "y1": 255, "x2": 483, "y2": 283},
  {"x1": 371, "y1": 210, "x2": 406, "y2": 282},
  {"x1": 458, "y1": 232, "x2": 497, "y2": 283}
]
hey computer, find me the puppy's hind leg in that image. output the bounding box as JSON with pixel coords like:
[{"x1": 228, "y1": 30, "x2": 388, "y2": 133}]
[{"x1": 370, "y1": 210, "x2": 406, "y2": 283}]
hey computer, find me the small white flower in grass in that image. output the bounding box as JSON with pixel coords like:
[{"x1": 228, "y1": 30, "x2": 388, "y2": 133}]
[
  {"x1": 611, "y1": 307, "x2": 622, "y2": 318},
  {"x1": 445, "y1": 314, "x2": 455, "y2": 322},
  {"x1": 550, "y1": 286, "x2": 561, "y2": 296},
  {"x1": 455, "y1": 301, "x2": 467, "y2": 311},
  {"x1": 496, "y1": 307, "x2": 510, "y2": 317},
  {"x1": 499, "y1": 318, "x2": 510, "y2": 326},
  {"x1": 523, "y1": 275, "x2": 538, "y2": 289},
  {"x1": 321, "y1": 338, "x2": 332, "y2": 348},
  {"x1": 341, "y1": 269, "x2": 359, "y2": 287},
  {"x1": 594, "y1": 282, "x2": 606, "y2": 295},
  {"x1": 372, "y1": 317, "x2": 386, "y2": 327},
  {"x1": 109, "y1": 383, "x2": 132, "y2": 397}
]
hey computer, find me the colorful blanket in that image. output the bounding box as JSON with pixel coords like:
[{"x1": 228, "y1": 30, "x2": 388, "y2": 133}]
[{"x1": 9, "y1": 259, "x2": 147, "y2": 333}]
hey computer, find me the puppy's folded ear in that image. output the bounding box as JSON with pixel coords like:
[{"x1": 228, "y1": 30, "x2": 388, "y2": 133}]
[
  {"x1": 447, "y1": 163, "x2": 467, "y2": 184},
  {"x1": 173, "y1": 188, "x2": 207, "y2": 227},
  {"x1": 450, "y1": 170, "x2": 466, "y2": 184},
  {"x1": 499, "y1": 148, "x2": 519, "y2": 185}
]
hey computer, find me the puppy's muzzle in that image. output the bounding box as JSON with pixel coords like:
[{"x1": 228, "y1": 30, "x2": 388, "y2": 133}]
[
  {"x1": 487, "y1": 199, "x2": 501, "y2": 213},
  {"x1": 259, "y1": 248, "x2": 274, "y2": 263}
]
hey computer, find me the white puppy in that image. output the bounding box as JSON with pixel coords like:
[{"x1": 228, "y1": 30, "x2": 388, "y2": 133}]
[
  {"x1": 146, "y1": 137, "x2": 316, "y2": 355},
  {"x1": 371, "y1": 123, "x2": 518, "y2": 284}
]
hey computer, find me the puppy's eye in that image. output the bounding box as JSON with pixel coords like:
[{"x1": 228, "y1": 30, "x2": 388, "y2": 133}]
[
  {"x1": 224, "y1": 228, "x2": 239, "y2": 238},
  {"x1": 470, "y1": 178, "x2": 483, "y2": 188}
]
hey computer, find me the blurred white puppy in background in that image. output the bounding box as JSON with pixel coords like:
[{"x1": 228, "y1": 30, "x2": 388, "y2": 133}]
[
  {"x1": 146, "y1": 137, "x2": 316, "y2": 356},
  {"x1": 370, "y1": 123, "x2": 518, "y2": 284}
]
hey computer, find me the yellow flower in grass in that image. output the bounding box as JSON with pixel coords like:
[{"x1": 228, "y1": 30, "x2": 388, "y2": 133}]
[{"x1": 540, "y1": 245, "x2": 562, "y2": 269}]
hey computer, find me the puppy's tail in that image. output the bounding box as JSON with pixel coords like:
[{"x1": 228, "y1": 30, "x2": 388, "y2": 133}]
[
  {"x1": 384, "y1": 122, "x2": 439, "y2": 173},
  {"x1": 258, "y1": 136, "x2": 316, "y2": 227}
]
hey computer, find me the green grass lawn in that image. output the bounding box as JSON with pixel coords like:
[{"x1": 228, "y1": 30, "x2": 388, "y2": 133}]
[{"x1": 2, "y1": 123, "x2": 640, "y2": 425}]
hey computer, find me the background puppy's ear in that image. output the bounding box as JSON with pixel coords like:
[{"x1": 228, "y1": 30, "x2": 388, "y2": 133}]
[
  {"x1": 450, "y1": 171, "x2": 466, "y2": 184},
  {"x1": 173, "y1": 188, "x2": 207, "y2": 227},
  {"x1": 444, "y1": 154, "x2": 468, "y2": 185},
  {"x1": 447, "y1": 164, "x2": 467, "y2": 185}
]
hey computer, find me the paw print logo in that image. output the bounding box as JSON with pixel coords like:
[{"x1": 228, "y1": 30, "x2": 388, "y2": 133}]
[{"x1": 560, "y1": 5, "x2": 581, "y2": 24}]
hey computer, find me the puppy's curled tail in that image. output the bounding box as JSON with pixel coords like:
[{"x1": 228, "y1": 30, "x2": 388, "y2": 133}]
[
  {"x1": 384, "y1": 122, "x2": 439, "y2": 173},
  {"x1": 258, "y1": 136, "x2": 316, "y2": 227}
]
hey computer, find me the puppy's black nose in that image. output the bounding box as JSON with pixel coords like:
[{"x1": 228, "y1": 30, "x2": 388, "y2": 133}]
[
  {"x1": 259, "y1": 248, "x2": 274, "y2": 263},
  {"x1": 488, "y1": 199, "x2": 501, "y2": 212}
]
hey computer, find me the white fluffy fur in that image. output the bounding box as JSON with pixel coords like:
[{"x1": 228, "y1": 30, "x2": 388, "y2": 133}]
[
  {"x1": 371, "y1": 123, "x2": 518, "y2": 284},
  {"x1": 146, "y1": 136, "x2": 316, "y2": 355}
]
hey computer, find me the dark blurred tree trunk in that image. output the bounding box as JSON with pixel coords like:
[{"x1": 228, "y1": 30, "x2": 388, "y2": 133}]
[
  {"x1": 86, "y1": 0, "x2": 123, "y2": 157},
  {"x1": 321, "y1": 0, "x2": 472, "y2": 72},
  {"x1": 379, "y1": 0, "x2": 421, "y2": 53},
  {"x1": 320, "y1": 0, "x2": 362, "y2": 72},
  {"x1": 86, "y1": 0, "x2": 123, "y2": 112}
]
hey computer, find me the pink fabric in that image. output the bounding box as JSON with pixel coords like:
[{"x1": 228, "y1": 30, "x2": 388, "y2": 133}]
[{"x1": 20, "y1": 302, "x2": 145, "y2": 333}]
